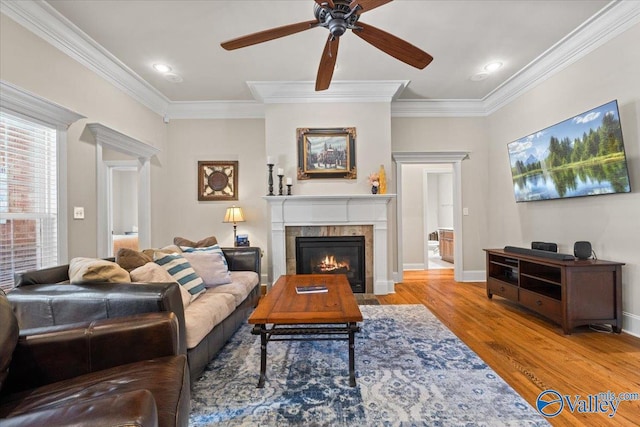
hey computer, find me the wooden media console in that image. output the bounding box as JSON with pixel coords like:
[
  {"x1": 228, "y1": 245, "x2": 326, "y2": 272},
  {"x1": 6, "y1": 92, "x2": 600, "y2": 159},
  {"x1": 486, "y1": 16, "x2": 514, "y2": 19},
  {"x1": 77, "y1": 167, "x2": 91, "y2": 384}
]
[{"x1": 484, "y1": 248, "x2": 624, "y2": 334}]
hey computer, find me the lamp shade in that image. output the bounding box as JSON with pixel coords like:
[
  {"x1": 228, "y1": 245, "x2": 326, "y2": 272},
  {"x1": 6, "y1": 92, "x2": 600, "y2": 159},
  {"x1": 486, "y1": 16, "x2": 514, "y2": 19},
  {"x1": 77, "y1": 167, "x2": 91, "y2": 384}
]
[{"x1": 223, "y1": 206, "x2": 245, "y2": 223}]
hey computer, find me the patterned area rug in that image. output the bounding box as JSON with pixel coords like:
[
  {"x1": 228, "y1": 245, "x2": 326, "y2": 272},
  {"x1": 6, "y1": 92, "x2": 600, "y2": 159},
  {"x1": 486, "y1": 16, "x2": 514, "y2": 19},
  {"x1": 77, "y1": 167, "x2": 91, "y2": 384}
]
[{"x1": 190, "y1": 305, "x2": 548, "y2": 426}]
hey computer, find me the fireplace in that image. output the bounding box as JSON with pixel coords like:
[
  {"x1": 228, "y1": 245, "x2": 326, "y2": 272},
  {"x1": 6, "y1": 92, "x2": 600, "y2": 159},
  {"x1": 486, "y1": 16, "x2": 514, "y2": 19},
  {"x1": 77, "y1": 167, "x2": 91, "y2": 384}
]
[
  {"x1": 263, "y1": 194, "x2": 395, "y2": 295},
  {"x1": 295, "y1": 236, "x2": 365, "y2": 293}
]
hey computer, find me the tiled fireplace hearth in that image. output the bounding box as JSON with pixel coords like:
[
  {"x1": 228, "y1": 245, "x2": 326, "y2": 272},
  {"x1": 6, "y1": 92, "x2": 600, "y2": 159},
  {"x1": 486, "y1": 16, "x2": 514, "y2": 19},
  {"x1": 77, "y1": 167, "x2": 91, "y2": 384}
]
[{"x1": 263, "y1": 194, "x2": 395, "y2": 295}]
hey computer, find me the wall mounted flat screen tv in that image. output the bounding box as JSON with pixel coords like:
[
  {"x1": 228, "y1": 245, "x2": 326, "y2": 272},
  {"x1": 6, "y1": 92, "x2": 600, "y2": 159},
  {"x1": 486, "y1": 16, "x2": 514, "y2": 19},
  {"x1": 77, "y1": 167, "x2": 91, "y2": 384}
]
[{"x1": 508, "y1": 100, "x2": 631, "y2": 202}]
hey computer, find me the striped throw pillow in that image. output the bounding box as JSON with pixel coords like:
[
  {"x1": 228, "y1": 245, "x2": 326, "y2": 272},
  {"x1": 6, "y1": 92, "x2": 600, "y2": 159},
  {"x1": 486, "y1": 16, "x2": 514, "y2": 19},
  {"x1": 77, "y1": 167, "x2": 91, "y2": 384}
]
[
  {"x1": 180, "y1": 244, "x2": 229, "y2": 270},
  {"x1": 154, "y1": 252, "x2": 205, "y2": 301}
]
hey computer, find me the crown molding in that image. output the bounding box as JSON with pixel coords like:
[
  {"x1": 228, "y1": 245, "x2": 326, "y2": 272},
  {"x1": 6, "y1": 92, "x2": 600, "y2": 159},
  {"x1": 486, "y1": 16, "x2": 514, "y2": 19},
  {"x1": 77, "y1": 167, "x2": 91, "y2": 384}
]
[
  {"x1": 87, "y1": 122, "x2": 160, "y2": 158},
  {"x1": 482, "y1": 0, "x2": 640, "y2": 115},
  {"x1": 166, "y1": 100, "x2": 265, "y2": 120},
  {"x1": 2, "y1": 0, "x2": 638, "y2": 119},
  {"x1": 391, "y1": 99, "x2": 486, "y2": 118},
  {"x1": 248, "y1": 80, "x2": 409, "y2": 104},
  {"x1": 1, "y1": 0, "x2": 169, "y2": 116},
  {"x1": 0, "y1": 79, "x2": 85, "y2": 128}
]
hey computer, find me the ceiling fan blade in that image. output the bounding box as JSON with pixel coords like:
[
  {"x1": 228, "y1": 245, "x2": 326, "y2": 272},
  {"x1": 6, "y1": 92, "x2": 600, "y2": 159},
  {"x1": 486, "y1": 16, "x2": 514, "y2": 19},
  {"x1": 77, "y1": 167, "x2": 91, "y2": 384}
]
[
  {"x1": 221, "y1": 19, "x2": 318, "y2": 50},
  {"x1": 316, "y1": 35, "x2": 340, "y2": 91},
  {"x1": 351, "y1": 0, "x2": 393, "y2": 14},
  {"x1": 352, "y1": 21, "x2": 433, "y2": 69}
]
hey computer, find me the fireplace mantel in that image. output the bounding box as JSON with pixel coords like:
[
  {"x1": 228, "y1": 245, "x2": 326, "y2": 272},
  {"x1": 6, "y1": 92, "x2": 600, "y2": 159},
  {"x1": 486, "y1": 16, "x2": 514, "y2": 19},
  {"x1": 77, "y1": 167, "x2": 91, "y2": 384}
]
[{"x1": 263, "y1": 194, "x2": 395, "y2": 295}]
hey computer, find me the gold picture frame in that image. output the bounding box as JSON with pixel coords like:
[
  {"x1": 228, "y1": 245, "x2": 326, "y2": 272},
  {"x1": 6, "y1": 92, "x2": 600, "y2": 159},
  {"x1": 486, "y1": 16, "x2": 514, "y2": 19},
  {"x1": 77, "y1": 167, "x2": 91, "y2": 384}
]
[
  {"x1": 198, "y1": 161, "x2": 238, "y2": 201},
  {"x1": 297, "y1": 127, "x2": 357, "y2": 180}
]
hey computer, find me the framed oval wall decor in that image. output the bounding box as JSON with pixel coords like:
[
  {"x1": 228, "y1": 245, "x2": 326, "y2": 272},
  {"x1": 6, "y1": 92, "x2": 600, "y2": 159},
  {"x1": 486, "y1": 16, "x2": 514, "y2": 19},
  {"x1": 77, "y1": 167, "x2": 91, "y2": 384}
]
[{"x1": 198, "y1": 160, "x2": 238, "y2": 201}]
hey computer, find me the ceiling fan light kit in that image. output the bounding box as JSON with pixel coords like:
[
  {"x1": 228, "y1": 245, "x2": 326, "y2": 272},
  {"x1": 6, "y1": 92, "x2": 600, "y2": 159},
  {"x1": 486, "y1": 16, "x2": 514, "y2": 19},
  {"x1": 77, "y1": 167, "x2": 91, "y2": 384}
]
[{"x1": 220, "y1": 0, "x2": 433, "y2": 91}]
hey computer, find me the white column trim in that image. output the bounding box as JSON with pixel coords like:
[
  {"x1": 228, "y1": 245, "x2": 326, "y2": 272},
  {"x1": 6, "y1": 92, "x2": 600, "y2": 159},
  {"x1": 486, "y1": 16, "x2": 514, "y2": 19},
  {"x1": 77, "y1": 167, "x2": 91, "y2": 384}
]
[{"x1": 392, "y1": 152, "x2": 469, "y2": 284}]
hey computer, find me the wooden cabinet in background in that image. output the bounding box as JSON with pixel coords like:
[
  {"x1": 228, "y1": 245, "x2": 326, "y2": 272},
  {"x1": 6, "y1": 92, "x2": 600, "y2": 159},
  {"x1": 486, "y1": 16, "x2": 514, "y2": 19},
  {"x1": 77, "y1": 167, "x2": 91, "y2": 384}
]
[
  {"x1": 438, "y1": 229, "x2": 454, "y2": 263},
  {"x1": 484, "y1": 248, "x2": 624, "y2": 334}
]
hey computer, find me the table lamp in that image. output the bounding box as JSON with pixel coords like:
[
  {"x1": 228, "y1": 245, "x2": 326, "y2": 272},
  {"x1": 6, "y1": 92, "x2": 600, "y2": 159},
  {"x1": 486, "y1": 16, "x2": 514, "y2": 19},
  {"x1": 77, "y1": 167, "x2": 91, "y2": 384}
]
[{"x1": 223, "y1": 206, "x2": 245, "y2": 246}]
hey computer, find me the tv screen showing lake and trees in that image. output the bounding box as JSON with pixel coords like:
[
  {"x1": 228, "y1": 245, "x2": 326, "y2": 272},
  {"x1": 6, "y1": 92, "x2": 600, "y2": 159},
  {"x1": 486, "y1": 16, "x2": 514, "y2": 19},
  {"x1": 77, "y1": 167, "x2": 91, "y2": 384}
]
[{"x1": 508, "y1": 100, "x2": 631, "y2": 202}]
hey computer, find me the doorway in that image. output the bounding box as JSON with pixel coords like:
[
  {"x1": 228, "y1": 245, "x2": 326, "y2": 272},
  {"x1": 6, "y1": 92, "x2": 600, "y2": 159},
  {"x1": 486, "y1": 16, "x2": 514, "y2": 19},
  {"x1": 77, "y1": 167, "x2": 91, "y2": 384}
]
[
  {"x1": 89, "y1": 122, "x2": 158, "y2": 259},
  {"x1": 392, "y1": 152, "x2": 468, "y2": 284},
  {"x1": 106, "y1": 161, "x2": 139, "y2": 256}
]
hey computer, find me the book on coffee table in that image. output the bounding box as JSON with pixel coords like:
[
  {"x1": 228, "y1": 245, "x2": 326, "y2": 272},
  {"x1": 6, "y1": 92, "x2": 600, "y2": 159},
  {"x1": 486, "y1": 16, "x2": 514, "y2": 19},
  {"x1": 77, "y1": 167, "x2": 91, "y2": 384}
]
[{"x1": 295, "y1": 285, "x2": 328, "y2": 294}]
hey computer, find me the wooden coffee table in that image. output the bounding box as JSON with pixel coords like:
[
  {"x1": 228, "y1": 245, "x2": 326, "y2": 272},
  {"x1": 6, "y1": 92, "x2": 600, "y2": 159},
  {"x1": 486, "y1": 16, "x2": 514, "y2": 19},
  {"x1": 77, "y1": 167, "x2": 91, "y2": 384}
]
[{"x1": 248, "y1": 274, "x2": 363, "y2": 388}]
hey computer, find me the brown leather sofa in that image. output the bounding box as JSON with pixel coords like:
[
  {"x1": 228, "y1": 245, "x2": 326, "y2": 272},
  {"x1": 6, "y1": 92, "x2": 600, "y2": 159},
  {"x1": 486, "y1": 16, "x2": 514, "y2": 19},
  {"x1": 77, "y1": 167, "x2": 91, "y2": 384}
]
[
  {"x1": 0, "y1": 290, "x2": 190, "y2": 427},
  {"x1": 7, "y1": 246, "x2": 261, "y2": 383}
]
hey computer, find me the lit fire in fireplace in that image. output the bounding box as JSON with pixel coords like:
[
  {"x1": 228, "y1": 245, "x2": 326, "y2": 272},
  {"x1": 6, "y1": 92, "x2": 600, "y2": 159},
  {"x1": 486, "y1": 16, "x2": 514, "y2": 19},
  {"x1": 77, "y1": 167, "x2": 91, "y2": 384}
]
[{"x1": 315, "y1": 255, "x2": 350, "y2": 273}]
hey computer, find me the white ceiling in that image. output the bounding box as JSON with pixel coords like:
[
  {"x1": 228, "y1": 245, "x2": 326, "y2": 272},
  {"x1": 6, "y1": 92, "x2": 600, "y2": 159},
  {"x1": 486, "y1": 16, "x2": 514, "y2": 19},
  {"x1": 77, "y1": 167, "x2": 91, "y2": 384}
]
[{"x1": 39, "y1": 0, "x2": 617, "y2": 104}]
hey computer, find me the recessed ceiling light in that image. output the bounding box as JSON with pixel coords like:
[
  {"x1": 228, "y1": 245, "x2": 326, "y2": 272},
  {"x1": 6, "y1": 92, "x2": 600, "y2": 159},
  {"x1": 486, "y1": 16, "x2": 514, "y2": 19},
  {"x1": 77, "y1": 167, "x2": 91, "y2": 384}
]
[
  {"x1": 153, "y1": 63, "x2": 172, "y2": 73},
  {"x1": 484, "y1": 61, "x2": 503, "y2": 72}
]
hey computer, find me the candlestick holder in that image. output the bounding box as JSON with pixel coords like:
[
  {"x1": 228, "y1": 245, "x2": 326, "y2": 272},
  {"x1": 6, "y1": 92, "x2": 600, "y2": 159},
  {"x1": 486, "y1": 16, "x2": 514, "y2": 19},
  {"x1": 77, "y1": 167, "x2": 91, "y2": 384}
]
[
  {"x1": 287, "y1": 184, "x2": 292, "y2": 195},
  {"x1": 278, "y1": 174, "x2": 284, "y2": 196},
  {"x1": 267, "y1": 164, "x2": 274, "y2": 196}
]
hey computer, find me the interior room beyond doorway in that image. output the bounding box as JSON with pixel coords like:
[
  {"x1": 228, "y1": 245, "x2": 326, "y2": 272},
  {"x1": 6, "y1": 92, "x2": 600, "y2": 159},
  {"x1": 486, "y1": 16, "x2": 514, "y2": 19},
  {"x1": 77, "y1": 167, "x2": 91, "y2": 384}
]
[{"x1": 401, "y1": 163, "x2": 453, "y2": 271}]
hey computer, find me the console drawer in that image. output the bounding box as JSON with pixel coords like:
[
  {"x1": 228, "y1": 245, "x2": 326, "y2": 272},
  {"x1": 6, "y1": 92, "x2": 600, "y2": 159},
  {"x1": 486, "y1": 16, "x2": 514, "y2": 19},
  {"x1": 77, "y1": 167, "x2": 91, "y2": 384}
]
[
  {"x1": 519, "y1": 289, "x2": 561, "y2": 322},
  {"x1": 487, "y1": 278, "x2": 518, "y2": 300}
]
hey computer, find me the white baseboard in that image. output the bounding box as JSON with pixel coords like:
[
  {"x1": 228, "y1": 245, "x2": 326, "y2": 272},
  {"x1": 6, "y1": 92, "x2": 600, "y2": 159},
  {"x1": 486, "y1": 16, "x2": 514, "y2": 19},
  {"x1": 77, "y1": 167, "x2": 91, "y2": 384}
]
[
  {"x1": 622, "y1": 312, "x2": 640, "y2": 338},
  {"x1": 462, "y1": 270, "x2": 485, "y2": 282}
]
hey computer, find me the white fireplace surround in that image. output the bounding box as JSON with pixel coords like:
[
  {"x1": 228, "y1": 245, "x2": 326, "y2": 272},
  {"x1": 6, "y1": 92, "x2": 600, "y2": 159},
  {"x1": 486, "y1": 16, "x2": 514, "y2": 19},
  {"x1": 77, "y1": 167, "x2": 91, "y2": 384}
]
[{"x1": 263, "y1": 194, "x2": 396, "y2": 295}]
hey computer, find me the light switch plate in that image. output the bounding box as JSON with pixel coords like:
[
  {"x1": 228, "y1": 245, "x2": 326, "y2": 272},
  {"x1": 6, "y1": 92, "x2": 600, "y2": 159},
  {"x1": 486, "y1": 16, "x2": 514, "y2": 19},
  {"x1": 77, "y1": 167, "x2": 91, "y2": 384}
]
[
  {"x1": 463, "y1": 207, "x2": 469, "y2": 216},
  {"x1": 73, "y1": 206, "x2": 85, "y2": 219}
]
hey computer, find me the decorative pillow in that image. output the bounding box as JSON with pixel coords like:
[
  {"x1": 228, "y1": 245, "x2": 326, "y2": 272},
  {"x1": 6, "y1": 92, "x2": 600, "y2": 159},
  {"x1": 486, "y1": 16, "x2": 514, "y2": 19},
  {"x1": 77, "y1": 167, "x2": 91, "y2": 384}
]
[
  {"x1": 69, "y1": 258, "x2": 131, "y2": 283},
  {"x1": 142, "y1": 244, "x2": 182, "y2": 259},
  {"x1": 116, "y1": 248, "x2": 152, "y2": 272},
  {"x1": 180, "y1": 243, "x2": 224, "y2": 255},
  {"x1": 154, "y1": 252, "x2": 205, "y2": 301},
  {"x1": 182, "y1": 251, "x2": 232, "y2": 287},
  {"x1": 174, "y1": 235, "x2": 218, "y2": 248},
  {"x1": 130, "y1": 262, "x2": 191, "y2": 308}
]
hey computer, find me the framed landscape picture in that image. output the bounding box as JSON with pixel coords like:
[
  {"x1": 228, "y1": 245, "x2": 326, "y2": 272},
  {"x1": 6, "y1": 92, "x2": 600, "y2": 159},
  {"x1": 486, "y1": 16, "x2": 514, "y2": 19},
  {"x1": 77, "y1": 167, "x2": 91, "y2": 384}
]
[
  {"x1": 297, "y1": 127, "x2": 357, "y2": 179},
  {"x1": 198, "y1": 161, "x2": 238, "y2": 201},
  {"x1": 507, "y1": 100, "x2": 631, "y2": 202}
]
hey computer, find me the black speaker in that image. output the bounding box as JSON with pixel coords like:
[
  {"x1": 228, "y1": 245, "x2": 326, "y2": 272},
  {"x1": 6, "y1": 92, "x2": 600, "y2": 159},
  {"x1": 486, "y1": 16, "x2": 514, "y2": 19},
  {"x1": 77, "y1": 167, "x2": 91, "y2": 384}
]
[
  {"x1": 574, "y1": 241, "x2": 592, "y2": 260},
  {"x1": 532, "y1": 241, "x2": 558, "y2": 252}
]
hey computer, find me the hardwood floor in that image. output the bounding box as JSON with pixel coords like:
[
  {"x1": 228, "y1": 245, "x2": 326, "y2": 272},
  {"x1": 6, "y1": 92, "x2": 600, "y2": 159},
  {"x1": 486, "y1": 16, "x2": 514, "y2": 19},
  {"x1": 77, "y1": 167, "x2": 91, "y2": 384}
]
[{"x1": 377, "y1": 270, "x2": 640, "y2": 426}]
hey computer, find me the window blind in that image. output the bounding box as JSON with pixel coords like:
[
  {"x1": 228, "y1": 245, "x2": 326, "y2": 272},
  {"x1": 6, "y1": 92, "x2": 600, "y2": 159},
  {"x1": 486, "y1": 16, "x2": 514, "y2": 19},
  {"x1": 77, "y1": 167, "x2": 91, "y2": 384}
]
[{"x1": 0, "y1": 112, "x2": 58, "y2": 291}]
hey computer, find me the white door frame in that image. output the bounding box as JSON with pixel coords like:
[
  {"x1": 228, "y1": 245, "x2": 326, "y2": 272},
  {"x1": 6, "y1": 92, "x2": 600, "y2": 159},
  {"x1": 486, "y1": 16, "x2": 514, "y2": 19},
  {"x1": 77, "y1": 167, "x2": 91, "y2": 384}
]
[
  {"x1": 392, "y1": 151, "x2": 469, "y2": 284},
  {"x1": 88, "y1": 123, "x2": 159, "y2": 258}
]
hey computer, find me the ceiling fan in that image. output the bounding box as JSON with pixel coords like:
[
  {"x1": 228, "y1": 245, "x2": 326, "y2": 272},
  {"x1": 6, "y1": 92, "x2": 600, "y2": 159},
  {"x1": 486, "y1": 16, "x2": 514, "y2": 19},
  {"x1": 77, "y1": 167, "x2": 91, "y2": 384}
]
[{"x1": 220, "y1": 0, "x2": 433, "y2": 91}]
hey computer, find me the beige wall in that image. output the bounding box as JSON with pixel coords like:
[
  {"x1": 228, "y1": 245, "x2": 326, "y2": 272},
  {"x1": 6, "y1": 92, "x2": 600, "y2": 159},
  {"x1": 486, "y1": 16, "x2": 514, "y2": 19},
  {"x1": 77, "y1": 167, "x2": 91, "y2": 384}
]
[
  {"x1": 401, "y1": 164, "x2": 425, "y2": 266},
  {"x1": 391, "y1": 117, "x2": 491, "y2": 271},
  {"x1": 0, "y1": 14, "x2": 165, "y2": 259},
  {"x1": 264, "y1": 102, "x2": 392, "y2": 195},
  {"x1": 156, "y1": 119, "x2": 267, "y2": 260},
  {"x1": 486, "y1": 22, "x2": 640, "y2": 332}
]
